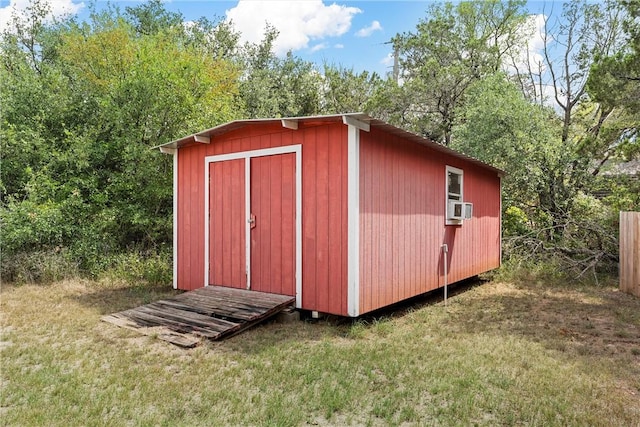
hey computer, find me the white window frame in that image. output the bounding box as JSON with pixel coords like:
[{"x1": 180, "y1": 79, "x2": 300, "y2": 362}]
[{"x1": 445, "y1": 166, "x2": 464, "y2": 225}]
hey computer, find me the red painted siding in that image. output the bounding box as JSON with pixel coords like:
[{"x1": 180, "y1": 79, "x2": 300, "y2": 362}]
[
  {"x1": 176, "y1": 122, "x2": 349, "y2": 315},
  {"x1": 358, "y1": 128, "x2": 501, "y2": 315},
  {"x1": 175, "y1": 119, "x2": 500, "y2": 317},
  {"x1": 300, "y1": 124, "x2": 348, "y2": 315},
  {"x1": 209, "y1": 159, "x2": 246, "y2": 288},
  {"x1": 176, "y1": 143, "x2": 208, "y2": 290},
  {"x1": 250, "y1": 153, "x2": 296, "y2": 296}
]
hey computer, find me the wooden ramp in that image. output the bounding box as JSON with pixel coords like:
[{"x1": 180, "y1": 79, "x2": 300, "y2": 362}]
[{"x1": 102, "y1": 286, "x2": 295, "y2": 347}]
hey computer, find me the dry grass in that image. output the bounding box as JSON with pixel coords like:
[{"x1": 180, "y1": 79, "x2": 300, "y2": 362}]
[{"x1": 1, "y1": 277, "x2": 639, "y2": 426}]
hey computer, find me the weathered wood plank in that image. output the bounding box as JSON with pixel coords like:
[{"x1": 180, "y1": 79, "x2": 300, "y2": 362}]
[
  {"x1": 192, "y1": 285, "x2": 294, "y2": 303},
  {"x1": 173, "y1": 287, "x2": 294, "y2": 319},
  {"x1": 101, "y1": 285, "x2": 296, "y2": 346},
  {"x1": 152, "y1": 299, "x2": 257, "y2": 321},
  {"x1": 101, "y1": 314, "x2": 200, "y2": 348},
  {"x1": 122, "y1": 309, "x2": 226, "y2": 338},
  {"x1": 176, "y1": 291, "x2": 293, "y2": 310},
  {"x1": 136, "y1": 304, "x2": 239, "y2": 332},
  {"x1": 173, "y1": 293, "x2": 267, "y2": 311},
  {"x1": 170, "y1": 298, "x2": 274, "y2": 319},
  {"x1": 620, "y1": 212, "x2": 640, "y2": 298}
]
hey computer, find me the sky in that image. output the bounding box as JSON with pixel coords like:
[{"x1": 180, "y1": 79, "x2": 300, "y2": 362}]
[{"x1": 0, "y1": 0, "x2": 554, "y2": 77}]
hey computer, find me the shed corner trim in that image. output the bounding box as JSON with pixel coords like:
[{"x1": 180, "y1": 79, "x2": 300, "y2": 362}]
[{"x1": 347, "y1": 123, "x2": 360, "y2": 317}]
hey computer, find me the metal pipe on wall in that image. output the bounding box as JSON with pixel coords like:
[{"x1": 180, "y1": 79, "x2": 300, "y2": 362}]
[{"x1": 442, "y1": 244, "x2": 448, "y2": 307}]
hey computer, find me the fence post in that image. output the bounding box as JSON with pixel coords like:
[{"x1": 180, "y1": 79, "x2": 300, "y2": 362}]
[{"x1": 620, "y1": 211, "x2": 640, "y2": 298}]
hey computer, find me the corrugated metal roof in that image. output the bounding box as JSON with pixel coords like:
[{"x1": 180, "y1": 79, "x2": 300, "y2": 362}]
[{"x1": 155, "y1": 113, "x2": 504, "y2": 175}]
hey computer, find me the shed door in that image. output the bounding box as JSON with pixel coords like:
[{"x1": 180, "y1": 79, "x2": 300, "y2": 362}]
[
  {"x1": 207, "y1": 152, "x2": 296, "y2": 296},
  {"x1": 250, "y1": 153, "x2": 296, "y2": 296},
  {"x1": 208, "y1": 159, "x2": 246, "y2": 289}
]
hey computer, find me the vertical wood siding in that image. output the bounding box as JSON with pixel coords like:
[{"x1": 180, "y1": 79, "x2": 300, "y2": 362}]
[
  {"x1": 177, "y1": 143, "x2": 207, "y2": 290},
  {"x1": 300, "y1": 124, "x2": 348, "y2": 315},
  {"x1": 620, "y1": 212, "x2": 640, "y2": 298},
  {"x1": 358, "y1": 128, "x2": 501, "y2": 315},
  {"x1": 176, "y1": 120, "x2": 500, "y2": 317},
  {"x1": 209, "y1": 159, "x2": 246, "y2": 288},
  {"x1": 176, "y1": 123, "x2": 349, "y2": 315},
  {"x1": 250, "y1": 153, "x2": 296, "y2": 296}
]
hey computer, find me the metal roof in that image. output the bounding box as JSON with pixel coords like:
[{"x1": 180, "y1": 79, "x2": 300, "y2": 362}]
[{"x1": 156, "y1": 113, "x2": 504, "y2": 176}]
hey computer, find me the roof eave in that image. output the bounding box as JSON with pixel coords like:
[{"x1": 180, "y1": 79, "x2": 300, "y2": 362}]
[
  {"x1": 154, "y1": 113, "x2": 370, "y2": 151},
  {"x1": 154, "y1": 113, "x2": 504, "y2": 176}
]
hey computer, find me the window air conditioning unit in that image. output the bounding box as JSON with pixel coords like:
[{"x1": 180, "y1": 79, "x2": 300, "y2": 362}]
[
  {"x1": 463, "y1": 202, "x2": 473, "y2": 220},
  {"x1": 448, "y1": 201, "x2": 464, "y2": 220},
  {"x1": 448, "y1": 202, "x2": 473, "y2": 220}
]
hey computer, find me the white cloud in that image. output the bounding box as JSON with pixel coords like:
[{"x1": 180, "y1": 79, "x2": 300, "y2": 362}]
[
  {"x1": 310, "y1": 42, "x2": 328, "y2": 53},
  {"x1": 380, "y1": 52, "x2": 394, "y2": 66},
  {"x1": 355, "y1": 20, "x2": 382, "y2": 38},
  {"x1": 503, "y1": 14, "x2": 560, "y2": 105},
  {"x1": 504, "y1": 14, "x2": 547, "y2": 75},
  {"x1": 334, "y1": 43, "x2": 344, "y2": 49},
  {"x1": 0, "y1": 0, "x2": 84, "y2": 33},
  {"x1": 225, "y1": 0, "x2": 361, "y2": 56}
]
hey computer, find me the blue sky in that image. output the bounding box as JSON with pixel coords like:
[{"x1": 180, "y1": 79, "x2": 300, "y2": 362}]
[
  {"x1": 0, "y1": 0, "x2": 554, "y2": 76},
  {"x1": 88, "y1": 1, "x2": 431, "y2": 75}
]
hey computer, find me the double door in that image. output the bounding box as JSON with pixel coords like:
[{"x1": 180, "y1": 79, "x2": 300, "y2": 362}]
[{"x1": 207, "y1": 151, "x2": 297, "y2": 296}]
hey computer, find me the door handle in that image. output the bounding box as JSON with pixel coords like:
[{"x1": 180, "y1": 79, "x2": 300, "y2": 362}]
[{"x1": 248, "y1": 213, "x2": 256, "y2": 229}]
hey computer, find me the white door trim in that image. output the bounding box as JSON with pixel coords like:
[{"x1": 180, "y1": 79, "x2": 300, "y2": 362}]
[
  {"x1": 244, "y1": 156, "x2": 251, "y2": 289},
  {"x1": 204, "y1": 145, "x2": 302, "y2": 308}
]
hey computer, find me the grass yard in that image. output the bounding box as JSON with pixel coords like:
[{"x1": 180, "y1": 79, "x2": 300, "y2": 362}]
[{"x1": 1, "y1": 277, "x2": 639, "y2": 426}]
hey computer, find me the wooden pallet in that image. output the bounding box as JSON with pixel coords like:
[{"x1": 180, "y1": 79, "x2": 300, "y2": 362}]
[{"x1": 102, "y1": 286, "x2": 295, "y2": 347}]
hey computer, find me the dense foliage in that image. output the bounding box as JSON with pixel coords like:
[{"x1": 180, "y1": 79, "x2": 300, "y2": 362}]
[
  {"x1": 1, "y1": 0, "x2": 638, "y2": 283},
  {"x1": 1, "y1": 2, "x2": 242, "y2": 280}
]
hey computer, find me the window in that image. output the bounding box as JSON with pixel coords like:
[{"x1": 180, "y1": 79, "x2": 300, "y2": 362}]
[{"x1": 446, "y1": 166, "x2": 464, "y2": 224}]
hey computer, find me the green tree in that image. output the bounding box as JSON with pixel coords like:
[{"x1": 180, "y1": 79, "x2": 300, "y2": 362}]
[
  {"x1": 452, "y1": 74, "x2": 618, "y2": 276},
  {"x1": 238, "y1": 26, "x2": 321, "y2": 118},
  {"x1": 319, "y1": 64, "x2": 383, "y2": 114},
  {"x1": 388, "y1": 0, "x2": 527, "y2": 144},
  {"x1": 1, "y1": 1, "x2": 239, "y2": 278},
  {"x1": 125, "y1": 0, "x2": 183, "y2": 36},
  {"x1": 587, "y1": 0, "x2": 640, "y2": 160},
  {"x1": 509, "y1": 1, "x2": 629, "y2": 172},
  {"x1": 452, "y1": 74, "x2": 558, "y2": 214},
  {"x1": 586, "y1": 0, "x2": 640, "y2": 214},
  {"x1": 494, "y1": 0, "x2": 632, "y2": 235}
]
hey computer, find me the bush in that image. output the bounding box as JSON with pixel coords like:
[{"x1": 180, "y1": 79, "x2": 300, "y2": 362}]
[
  {"x1": 1, "y1": 249, "x2": 79, "y2": 284},
  {"x1": 0, "y1": 199, "x2": 72, "y2": 255},
  {"x1": 503, "y1": 205, "x2": 529, "y2": 236},
  {"x1": 1, "y1": 247, "x2": 172, "y2": 286},
  {"x1": 496, "y1": 256, "x2": 618, "y2": 287},
  {"x1": 101, "y1": 248, "x2": 172, "y2": 287},
  {"x1": 501, "y1": 193, "x2": 619, "y2": 284}
]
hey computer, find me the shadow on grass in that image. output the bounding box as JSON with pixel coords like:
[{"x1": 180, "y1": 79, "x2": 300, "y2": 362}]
[
  {"x1": 354, "y1": 276, "x2": 487, "y2": 322},
  {"x1": 68, "y1": 276, "x2": 488, "y2": 352},
  {"x1": 65, "y1": 275, "x2": 640, "y2": 371},
  {"x1": 224, "y1": 277, "x2": 490, "y2": 355},
  {"x1": 442, "y1": 281, "x2": 640, "y2": 357},
  {"x1": 69, "y1": 282, "x2": 180, "y2": 315},
  {"x1": 224, "y1": 277, "x2": 488, "y2": 353}
]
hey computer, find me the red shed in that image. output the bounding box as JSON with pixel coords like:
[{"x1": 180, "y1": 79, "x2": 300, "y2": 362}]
[{"x1": 158, "y1": 113, "x2": 502, "y2": 317}]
